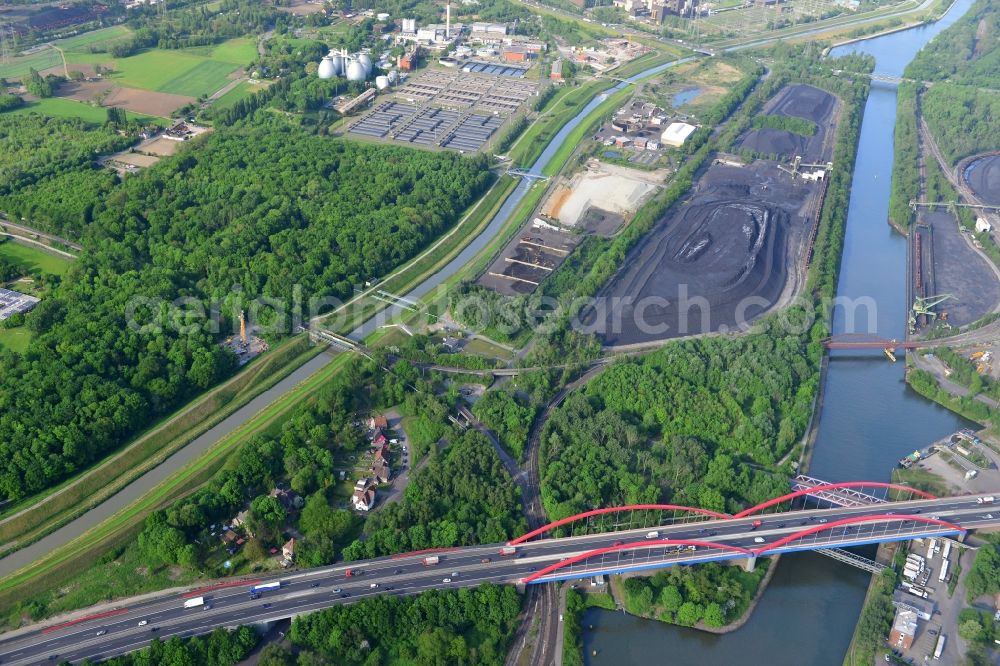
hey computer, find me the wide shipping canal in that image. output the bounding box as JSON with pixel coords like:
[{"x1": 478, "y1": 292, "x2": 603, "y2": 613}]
[{"x1": 581, "y1": 1, "x2": 979, "y2": 662}]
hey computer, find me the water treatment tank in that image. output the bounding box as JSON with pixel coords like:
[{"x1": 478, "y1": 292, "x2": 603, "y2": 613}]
[
  {"x1": 331, "y1": 54, "x2": 346, "y2": 76},
  {"x1": 318, "y1": 56, "x2": 337, "y2": 80},
  {"x1": 375, "y1": 75, "x2": 390, "y2": 90},
  {"x1": 346, "y1": 60, "x2": 367, "y2": 81},
  {"x1": 357, "y1": 53, "x2": 373, "y2": 75}
]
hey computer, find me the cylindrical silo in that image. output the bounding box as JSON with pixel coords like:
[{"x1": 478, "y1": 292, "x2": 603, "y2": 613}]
[{"x1": 375, "y1": 75, "x2": 390, "y2": 90}]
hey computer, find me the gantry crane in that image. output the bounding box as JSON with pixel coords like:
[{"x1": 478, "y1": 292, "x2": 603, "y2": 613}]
[{"x1": 908, "y1": 293, "x2": 953, "y2": 332}]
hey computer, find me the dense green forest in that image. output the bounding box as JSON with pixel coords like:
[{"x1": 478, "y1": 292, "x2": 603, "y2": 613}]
[
  {"x1": 905, "y1": 0, "x2": 999, "y2": 87},
  {"x1": 342, "y1": 431, "x2": 527, "y2": 560},
  {"x1": 921, "y1": 84, "x2": 1000, "y2": 164},
  {"x1": 0, "y1": 115, "x2": 131, "y2": 207},
  {"x1": 91, "y1": 627, "x2": 259, "y2": 666},
  {"x1": 285, "y1": 585, "x2": 522, "y2": 666},
  {"x1": 900, "y1": 0, "x2": 1000, "y2": 164},
  {"x1": 0, "y1": 113, "x2": 489, "y2": 502},
  {"x1": 621, "y1": 561, "x2": 768, "y2": 628},
  {"x1": 471, "y1": 389, "x2": 538, "y2": 461},
  {"x1": 539, "y1": 319, "x2": 818, "y2": 520}
]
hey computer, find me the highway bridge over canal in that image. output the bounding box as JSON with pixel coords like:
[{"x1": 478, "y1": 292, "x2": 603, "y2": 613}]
[{"x1": 3, "y1": 479, "x2": 998, "y2": 665}]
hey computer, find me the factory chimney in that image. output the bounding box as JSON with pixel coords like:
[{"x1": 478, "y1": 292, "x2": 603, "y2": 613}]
[
  {"x1": 239, "y1": 310, "x2": 247, "y2": 345},
  {"x1": 446, "y1": 0, "x2": 451, "y2": 39}
]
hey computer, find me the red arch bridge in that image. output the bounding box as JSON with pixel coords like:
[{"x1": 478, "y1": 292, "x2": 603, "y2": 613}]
[
  {"x1": 7, "y1": 478, "x2": 1000, "y2": 666},
  {"x1": 503, "y1": 478, "x2": 999, "y2": 584}
]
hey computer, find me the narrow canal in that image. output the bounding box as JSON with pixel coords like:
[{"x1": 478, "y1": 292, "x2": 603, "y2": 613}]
[{"x1": 581, "y1": 1, "x2": 979, "y2": 662}]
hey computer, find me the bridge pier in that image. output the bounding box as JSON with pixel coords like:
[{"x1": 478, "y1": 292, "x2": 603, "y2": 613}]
[{"x1": 743, "y1": 555, "x2": 757, "y2": 573}]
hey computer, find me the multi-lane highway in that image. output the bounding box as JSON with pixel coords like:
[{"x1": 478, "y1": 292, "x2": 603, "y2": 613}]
[{"x1": 3, "y1": 493, "x2": 999, "y2": 664}]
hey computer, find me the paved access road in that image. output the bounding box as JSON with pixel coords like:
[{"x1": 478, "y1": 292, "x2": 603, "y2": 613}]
[{"x1": 4, "y1": 494, "x2": 1000, "y2": 665}]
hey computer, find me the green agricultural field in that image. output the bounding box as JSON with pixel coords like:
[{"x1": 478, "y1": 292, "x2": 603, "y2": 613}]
[
  {"x1": 158, "y1": 59, "x2": 239, "y2": 96},
  {"x1": 209, "y1": 80, "x2": 267, "y2": 111},
  {"x1": 209, "y1": 38, "x2": 257, "y2": 65},
  {"x1": 10, "y1": 97, "x2": 161, "y2": 123},
  {"x1": 60, "y1": 40, "x2": 248, "y2": 97},
  {"x1": 57, "y1": 26, "x2": 132, "y2": 52},
  {"x1": 0, "y1": 241, "x2": 73, "y2": 277},
  {"x1": 0, "y1": 49, "x2": 63, "y2": 80}
]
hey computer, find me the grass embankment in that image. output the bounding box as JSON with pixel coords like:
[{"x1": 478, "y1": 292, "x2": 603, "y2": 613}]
[
  {"x1": 0, "y1": 240, "x2": 73, "y2": 277},
  {"x1": 324, "y1": 174, "x2": 519, "y2": 336},
  {"x1": 508, "y1": 79, "x2": 615, "y2": 167},
  {"x1": 0, "y1": 350, "x2": 350, "y2": 610},
  {"x1": 891, "y1": 466, "x2": 951, "y2": 496},
  {"x1": 0, "y1": 336, "x2": 322, "y2": 559}
]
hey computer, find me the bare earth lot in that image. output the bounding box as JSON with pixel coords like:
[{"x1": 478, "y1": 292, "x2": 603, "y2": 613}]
[
  {"x1": 57, "y1": 80, "x2": 194, "y2": 117},
  {"x1": 736, "y1": 84, "x2": 840, "y2": 162}
]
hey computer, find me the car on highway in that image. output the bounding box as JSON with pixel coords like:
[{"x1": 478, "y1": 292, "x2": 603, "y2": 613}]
[
  {"x1": 96, "y1": 630, "x2": 107, "y2": 636},
  {"x1": 310, "y1": 582, "x2": 320, "y2": 588},
  {"x1": 370, "y1": 583, "x2": 379, "y2": 589},
  {"x1": 754, "y1": 537, "x2": 765, "y2": 544},
  {"x1": 340, "y1": 592, "x2": 351, "y2": 598},
  {"x1": 385, "y1": 585, "x2": 394, "y2": 591},
  {"x1": 137, "y1": 620, "x2": 148, "y2": 627},
  {"x1": 818, "y1": 518, "x2": 828, "y2": 524},
  {"x1": 333, "y1": 588, "x2": 342, "y2": 593},
  {"x1": 394, "y1": 569, "x2": 402, "y2": 575},
  {"x1": 442, "y1": 578, "x2": 452, "y2": 583},
  {"x1": 930, "y1": 515, "x2": 940, "y2": 520},
  {"x1": 613, "y1": 541, "x2": 624, "y2": 547},
  {"x1": 262, "y1": 603, "x2": 272, "y2": 609},
  {"x1": 150, "y1": 627, "x2": 159, "y2": 632},
  {"x1": 481, "y1": 558, "x2": 491, "y2": 563}
]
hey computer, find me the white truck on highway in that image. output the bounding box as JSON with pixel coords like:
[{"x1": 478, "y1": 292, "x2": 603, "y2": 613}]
[
  {"x1": 183, "y1": 596, "x2": 205, "y2": 609},
  {"x1": 500, "y1": 546, "x2": 517, "y2": 556},
  {"x1": 422, "y1": 555, "x2": 440, "y2": 565},
  {"x1": 977, "y1": 496, "x2": 995, "y2": 504}
]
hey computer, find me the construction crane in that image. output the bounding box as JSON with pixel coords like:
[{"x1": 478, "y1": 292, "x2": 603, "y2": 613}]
[
  {"x1": 777, "y1": 156, "x2": 833, "y2": 179},
  {"x1": 908, "y1": 293, "x2": 953, "y2": 331}
]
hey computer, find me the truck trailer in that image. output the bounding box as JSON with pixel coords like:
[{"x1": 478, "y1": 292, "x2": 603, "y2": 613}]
[
  {"x1": 183, "y1": 596, "x2": 205, "y2": 609},
  {"x1": 500, "y1": 546, "x2": 517, "y2": 556},
  {"x1": 422, "y1": 556, "x2": 440, "y2": 565}
]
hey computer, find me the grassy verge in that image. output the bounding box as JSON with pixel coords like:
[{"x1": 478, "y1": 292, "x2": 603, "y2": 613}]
[
  {"x1": 891, "y1": 466, "x2": 950, "y2": 496},
  {"x1": 0, "y1": 350, "x2": 350, "y2": 610},
  {"x1": 324, "y1": 175, "x2": 518, "y2": 336},
  {"x1": 508, "y1": 79, "x2": 615, "y2": 167},
  {"x1": 0, "y1": 336, "x2": 321, "y2": 557}
]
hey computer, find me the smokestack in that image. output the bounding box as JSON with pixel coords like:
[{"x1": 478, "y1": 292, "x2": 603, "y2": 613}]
[
  {"x1": 239, "y1": 310, "x2": 247, "y2": 345},
  {"x1": 446, "y1": 1, "x2": 451, "y2": 39}
]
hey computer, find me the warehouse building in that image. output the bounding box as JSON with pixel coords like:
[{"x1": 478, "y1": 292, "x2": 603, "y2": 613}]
[
  {"x1": 660, "y1": 121, "x2": 697, "y2": 147},
  {"x1": 0, "y1": 287, "x2": 40, "y2": 321}
]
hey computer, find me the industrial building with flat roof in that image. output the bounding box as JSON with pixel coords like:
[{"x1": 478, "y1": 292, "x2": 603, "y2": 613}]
[
  {"x1": 0, "y1": 288, "x2": 40, "y2": 321},
  {"x1": 660, "y1": 121, "x2": 698, "y2": 147}
]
